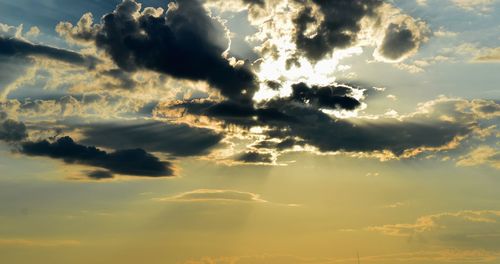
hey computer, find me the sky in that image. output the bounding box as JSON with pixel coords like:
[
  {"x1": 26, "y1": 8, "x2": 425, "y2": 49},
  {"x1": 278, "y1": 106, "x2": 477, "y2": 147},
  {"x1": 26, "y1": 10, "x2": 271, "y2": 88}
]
[{"x1": 0, "y1": 0, "x2": 499, "y2": 263}]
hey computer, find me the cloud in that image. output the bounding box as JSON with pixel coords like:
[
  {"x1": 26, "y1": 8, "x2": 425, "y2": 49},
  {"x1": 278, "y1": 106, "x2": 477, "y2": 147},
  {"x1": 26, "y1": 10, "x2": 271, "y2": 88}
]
[
  {"x1": 274, "y1": 115, "x2": 469, "y2": 157},
  {"x1": 434, "y1": 28, "x2": 458, "y2": 38},
  {"x1": 382, "y1": 202, "x2": 406, "y2": 209},
  {"x1": 474, "y1": 47, "x2": 500, "y2": 62},
  {"x1": 166, "y1": 81, "x2": 363, "y2": 128},
  {"x1": 284, "y1": 98, "x2": 497, "y2": 158},
  {"x1": 292, "y1": 0, "x2": 383, "y2": 61},
  {"x1": 0, "y1": 112, "x2": 27, "y2": 142},
  {"x1": 80, "y1": 121, "x2": 223, "y2": 157},
  {"x1": 457, "y1": 146, "x2": 500, "y2": 169},
  {"x1": 0, "y1": 0, "x2": 491, "y2": 174},
  {"x1": 462, "y1": 99, "x2": 500, "y2": 119},
  {"x1": 451, "y1": 0, "x2": 497, "y2": 13},
  {"x1": 416, "y1": 0, "x2": 428, "y2": 6},
  {"x1": 55, "y1": 12, "x2": 99, "y2": 45},
  {"x1": 0, "y1": 238, "x2": 80, "y2": 247},
  {"x1": 0, "y1": 23, "x2": 100, "y2": 98},
  {"x1": 244, "y1": 0, "x2": 428, "y2": 64},
  {"x1": 0, "y1": 23, "x2": 23, "y2": 39},
  {"x1": 155, "y1": 189, "x2": 268, "y2": 203},
  {"x1": 0, "y1": 94, "x2": 161, "y2": 121},
  {"x1": 20, "y1": 136, "x2": 174, "y2": 177},
  {"x1": 254, "y1": 138, "x2": 306, "y2": 151},
  {"x1": 87, "y1": 170, "x2": 114, "y2": 180},
  {"x1": 25, "y1": 27, "x2": 40, "y2": 38},
  {"x1": 167, "y1": 99, "x2": 298, "y2": 128},
  {"x1": 242, "y1": 0, "x2": 265, "y2": 6},
  {"x1": 373, "y1": 4, "x2": 430, "y2": 62},
  {"x1": 287, "y1": 82, "x2": 362, "y2": 111},
  {"x1": 237, "y1": 151, "x2": 273, "y2": 164},
  {"x1": 167, "y1": 97, "x2": 491, "y2": 160},
  {"x1": 377, "y1": 23, "x2": 420, "y2": 61},
  {"x1": 367, "y1": 210, "x2": 500, "y2": 249},
  {"x1": 0, "y1": 37, "x2": 96, "y2": 67},
  {"x1": 57, "y1": 0, "x2": 257, "y2": 102}
]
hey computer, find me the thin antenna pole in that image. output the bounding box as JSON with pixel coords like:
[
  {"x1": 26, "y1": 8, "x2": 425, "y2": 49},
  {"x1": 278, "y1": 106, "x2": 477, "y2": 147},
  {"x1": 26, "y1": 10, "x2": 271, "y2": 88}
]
[{"x1": 357, "y1": 251, "x2": 360, "y2": 264}]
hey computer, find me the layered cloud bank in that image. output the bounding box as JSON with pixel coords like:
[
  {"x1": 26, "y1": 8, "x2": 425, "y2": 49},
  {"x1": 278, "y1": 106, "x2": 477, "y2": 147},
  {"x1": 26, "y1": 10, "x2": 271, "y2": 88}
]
[{"x1": 0, "y1": 0, "x2": 498, "y2": 178}]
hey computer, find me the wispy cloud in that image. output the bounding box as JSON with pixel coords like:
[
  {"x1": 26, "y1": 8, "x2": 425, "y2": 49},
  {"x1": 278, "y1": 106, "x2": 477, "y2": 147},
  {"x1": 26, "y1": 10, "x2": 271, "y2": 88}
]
[
  {"x1": 155, "y1": 189, "x2": 300, "y2": 207},
  {"x1": 457, "y1": 146, "x2": 500, "y2": 169},
  {"x1": 0, "y1": 238, "x2": 80, "y2": 247},
  {"x1": 367, "y1": 210, "x2": 500, "y2": 239},
  {"x1": 451, "y1": 0, "x2": 497, "y2": 13}
]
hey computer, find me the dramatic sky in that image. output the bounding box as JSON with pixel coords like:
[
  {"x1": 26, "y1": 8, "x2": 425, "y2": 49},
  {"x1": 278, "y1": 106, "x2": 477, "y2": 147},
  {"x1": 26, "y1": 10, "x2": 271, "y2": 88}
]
[{"x1": 0, "y1": 0, "x2": 499, "y2": 263}]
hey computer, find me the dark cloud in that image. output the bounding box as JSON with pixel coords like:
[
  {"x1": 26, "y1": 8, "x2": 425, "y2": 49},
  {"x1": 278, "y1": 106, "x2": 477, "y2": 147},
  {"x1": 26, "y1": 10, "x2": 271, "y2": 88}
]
[
  {"x1": 21, "y1": 136, "x2": 173, "y2": 177},
  {"x1": 63, "y1": 0, "x2": 257, "y2": 102},
  {"x1": 278, "y1": 116, "x2": 471, "y2": 156},
  {"x1": 237, "y1": 151, "x2": 272, "y2": 163},
  {"x1": 0, "y1": 113, "x2": 28, "y2": 142},
  {"x1": 0, "y1": 37, "x2": 96, "y2": 67},
  {"x1": 288, "y1": 0, "x2": 427, "y2": 61},
  {"x1": 205, "y1": 101, "x2": 256, "y2": 118},
  {"x1": 168, "y1": 100, "x2": 258, "y2": 127},
  {"x1": 80, "y1": 121, "x2": 223, "y2": 157},
  {"x1": 168, "y1": 82, "x2": 361, "y2": 127},
  {"x1": 378, "y1": 23, "x2": 418, "y2": 61},
  {"x1": 255, "y1": 99, "x2": 473, "y2": 156},
  {"x1": 171, "y1": 96, "x2": 477, "y2": 158},
  {"x1": 87, "y1": 170, "x2": 114, "y2": 180},
  {"x1": 169, "y1": 100, "x2": 297, "y2": 127},
  {"x1": 276, "y1": 138, "x2": 304, "y2": 150},
  {"x1": 265, "y1": 80, "x2": 282, "y2": 90},
  {"x1": 242, "y1": 0, "x2": 265, "y2": 6},
  {"x1": 288, "y1": 82, "x2": 361, "y2": 110},
  {"x1": 293, "y1": 0, "x2": 382, "y2": 61},
  {"x1": 253, "y1": 138, "x2": 304, "y2": 151}
]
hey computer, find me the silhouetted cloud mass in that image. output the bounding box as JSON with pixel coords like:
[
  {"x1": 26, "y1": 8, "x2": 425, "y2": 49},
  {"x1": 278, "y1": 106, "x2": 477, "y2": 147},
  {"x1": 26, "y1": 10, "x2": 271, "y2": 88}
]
[
  {"x1": 60, "y1": 0, "x2": 257, "y2": 101},
  {"x1": 237, "y1": 151, "x2": 273, "y2": 163},
  {"x1": 288, "y1": 82, "x2": 361, "y2": 110},
  {"x1": 80, "y1": 121, "x2": 223, "y2": 157},
  {"x1": 293, "y1": 0, "x2": 382, "y2": 61},
  {"x1": 0, "y1": 112, "x2": 27, "y2": 142},
  {"x1": 242, "y1": 0, "x2": 265, "y2": 7},
  {"x1": 87, "y1": 170, "x2": 114, "y2": 180},
  {"x1": 168, "y1": 81, "x2": 362, "y2": 127},
  {"x1": 21, "y1": 136, "x2": 173, "y2": 177},
  {"x1": 378, "y1": 23, "x2": 418, "y2": 60},
  {"x1": 169, "y1": 100, "x2": 297, "y2": 127},
  {"x1": 0, "y1": 37, "x2": 96, "y2": 67},
  {"x1": 169, "y1": 97, "x2": 479, "y2": 158}
]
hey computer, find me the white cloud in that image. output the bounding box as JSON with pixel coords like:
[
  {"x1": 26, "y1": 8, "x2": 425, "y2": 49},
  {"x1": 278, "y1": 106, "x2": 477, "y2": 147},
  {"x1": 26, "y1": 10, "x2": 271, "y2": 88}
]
[
  {"x1": 26, "y1": 26, "x2": 40, "y2": 38},
  {"x1": 416, "y1": 0, "x2": 428, "y2": 6},
  {"x1": 457, "y1": 146, "x2": 500, "y2": 169},
  {"x1": 155, "y1": 189, "x2": 269, "y2": 203},
  {"x1": 451, "y1": 0, "x2": 497, "y2": 13}
]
